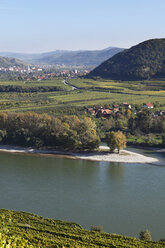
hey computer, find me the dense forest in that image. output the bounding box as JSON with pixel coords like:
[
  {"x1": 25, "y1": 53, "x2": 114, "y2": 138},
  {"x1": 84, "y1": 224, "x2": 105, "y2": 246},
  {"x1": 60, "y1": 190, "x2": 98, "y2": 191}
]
[
  {"x1": 0, "y1": 112, "x2": 100, "y2": 151},
  {"x1": 88, "y1": 38, "x2": 165, "y2": 80}
]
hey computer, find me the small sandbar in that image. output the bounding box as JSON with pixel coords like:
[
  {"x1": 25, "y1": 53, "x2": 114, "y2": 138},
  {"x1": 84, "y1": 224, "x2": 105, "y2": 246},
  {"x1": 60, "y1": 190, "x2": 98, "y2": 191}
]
[
  {"x1": 74, "y1": 149, "x2": 158, "y2": 164},
  {"x1": 0, "y1": 145, "x2": 159, "y2": 164}
]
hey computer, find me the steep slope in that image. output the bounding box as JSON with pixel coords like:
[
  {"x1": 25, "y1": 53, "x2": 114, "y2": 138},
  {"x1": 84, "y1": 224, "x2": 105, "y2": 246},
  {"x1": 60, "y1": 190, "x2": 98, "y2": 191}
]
[
  {"x1": 0, "y1": 209, "x2": 164, "y2": 247},
  {"x1": 88, "y1": 38, "x2": 165, "y2": 80}
]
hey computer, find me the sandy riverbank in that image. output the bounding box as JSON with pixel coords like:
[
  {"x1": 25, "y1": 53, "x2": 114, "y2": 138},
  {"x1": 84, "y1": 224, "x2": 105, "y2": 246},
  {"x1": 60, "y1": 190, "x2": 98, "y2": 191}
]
[
  {"x1": 0, "y1": 145, "x2": 159, "y2": 164},
  {"x1": 75, "y1": 150, "x2": 158, "y2": 164}
]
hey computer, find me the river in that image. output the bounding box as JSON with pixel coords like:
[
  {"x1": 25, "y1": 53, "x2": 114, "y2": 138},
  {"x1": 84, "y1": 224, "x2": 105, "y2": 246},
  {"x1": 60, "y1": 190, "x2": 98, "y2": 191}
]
[{"x1": 0, "y1": 147, "x2": 164, "y2": 240}]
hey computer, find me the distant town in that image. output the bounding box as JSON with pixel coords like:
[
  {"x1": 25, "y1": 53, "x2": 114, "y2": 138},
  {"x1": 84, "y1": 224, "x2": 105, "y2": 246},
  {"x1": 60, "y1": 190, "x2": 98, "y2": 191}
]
[{"x1": 0, "y1": 64, "x2": 90, "y2": 81}]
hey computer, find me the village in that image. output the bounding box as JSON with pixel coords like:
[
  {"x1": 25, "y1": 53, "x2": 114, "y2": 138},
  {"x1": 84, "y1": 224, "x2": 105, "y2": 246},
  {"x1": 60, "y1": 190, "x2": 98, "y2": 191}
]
[{"x1": 87, "y1": 102, "x2": 165, "y2": 118}]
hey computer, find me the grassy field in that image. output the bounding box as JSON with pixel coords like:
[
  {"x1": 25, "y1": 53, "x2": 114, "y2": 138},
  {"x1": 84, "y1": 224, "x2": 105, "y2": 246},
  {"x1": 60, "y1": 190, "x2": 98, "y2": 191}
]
[
  {"x1": 0, "y1": 78, "x2": 165, "y2": 115},
  {"x1": 0, "y1": 78, "x2": 70, "y2": 88},
  {"x1": 69, "y1": 78, "x2": 165, "y2": 92},
  {"x1": 0, "y1": 209, "x2": 165, "y2": 247}
]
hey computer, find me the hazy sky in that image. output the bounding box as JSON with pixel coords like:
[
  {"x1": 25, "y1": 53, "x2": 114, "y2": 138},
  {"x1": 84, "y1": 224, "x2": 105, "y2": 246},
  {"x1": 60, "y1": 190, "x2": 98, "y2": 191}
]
[{"x1": 0, "y1": 0, "x2": 165, "y2": 53}]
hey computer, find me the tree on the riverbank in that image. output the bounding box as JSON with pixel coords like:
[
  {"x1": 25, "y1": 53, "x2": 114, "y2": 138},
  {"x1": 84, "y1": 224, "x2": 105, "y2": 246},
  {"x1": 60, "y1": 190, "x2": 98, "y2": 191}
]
[
  {"x1": 139, "y1": 229, "x2": 152, "y2": 241},
  {"x1": 162, "y1": 134, "x2": 165, "y2": 147},
  {"x1": 105, "y1": 132, "x2": 116, "y2": 152},
  {"x1": 105, "y1": 131, "x2": 127, "y2": 153}
]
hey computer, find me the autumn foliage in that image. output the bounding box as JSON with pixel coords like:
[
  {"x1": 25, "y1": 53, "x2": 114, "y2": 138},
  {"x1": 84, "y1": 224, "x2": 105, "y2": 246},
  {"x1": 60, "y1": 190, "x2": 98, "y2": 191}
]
[
  {"x1": 0, "y1": 112, "x2": 100, "y2": 151},
  {"x1": 106, "y1": 131, "x2": 127, "y2": 153}
]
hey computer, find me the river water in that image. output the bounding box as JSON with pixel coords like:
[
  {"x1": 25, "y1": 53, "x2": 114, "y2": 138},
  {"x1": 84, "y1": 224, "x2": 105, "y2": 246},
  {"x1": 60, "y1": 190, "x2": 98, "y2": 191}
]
[{"x1": 0, "y1": 148, "x2": 164, "y2": 240}]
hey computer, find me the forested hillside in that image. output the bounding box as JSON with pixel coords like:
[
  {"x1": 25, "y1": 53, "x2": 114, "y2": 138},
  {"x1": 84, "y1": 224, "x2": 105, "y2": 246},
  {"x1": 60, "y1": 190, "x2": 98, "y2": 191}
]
[
  {"x1": 0, "y1": 57, "x2": 25, "y2": 67},
  {"x1": 88, "y1": 39, "x2": 165, "y2": 80}
]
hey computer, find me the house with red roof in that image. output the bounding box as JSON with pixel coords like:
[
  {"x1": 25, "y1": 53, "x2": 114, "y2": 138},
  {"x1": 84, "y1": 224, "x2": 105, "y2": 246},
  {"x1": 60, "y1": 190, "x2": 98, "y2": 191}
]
[
  {"x1": 143, "y1": 103, "x2": 154, "y2": 109},
  {"x1": 97, "y1": 109, "x2": 113, "y2": 117}
]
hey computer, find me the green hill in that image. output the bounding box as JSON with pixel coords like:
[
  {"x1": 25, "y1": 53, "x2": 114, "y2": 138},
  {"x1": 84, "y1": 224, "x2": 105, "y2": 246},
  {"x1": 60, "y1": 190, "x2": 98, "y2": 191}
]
[
  {"x1": 0, "y1": 209, "x2": 164, "y2": 247},
  {"x1": 88, "y1": 39, "x2": 165, "y2": 80},
  {"x1": 0, "y1": 57, "x2": 25, "y2": 67}
]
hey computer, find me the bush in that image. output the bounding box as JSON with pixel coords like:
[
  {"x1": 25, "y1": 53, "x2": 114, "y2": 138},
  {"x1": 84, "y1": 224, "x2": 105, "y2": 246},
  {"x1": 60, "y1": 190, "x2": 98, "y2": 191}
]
[
  {"x1": 91, "y1": 225, "x2": 103, "y2": 232},
  {"x1": 139, "y1": 229, "x2": 152, "y2": 241}
]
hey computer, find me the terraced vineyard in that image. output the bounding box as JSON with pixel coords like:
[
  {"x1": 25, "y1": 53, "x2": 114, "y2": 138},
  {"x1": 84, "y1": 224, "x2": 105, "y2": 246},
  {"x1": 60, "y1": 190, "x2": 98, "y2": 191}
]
[
  {"x1": 0, "y1": 78, "x2": 165, "y2": 115},
  {"x1": 0, "y1": 209, "x2": 165, "y2": 247}
]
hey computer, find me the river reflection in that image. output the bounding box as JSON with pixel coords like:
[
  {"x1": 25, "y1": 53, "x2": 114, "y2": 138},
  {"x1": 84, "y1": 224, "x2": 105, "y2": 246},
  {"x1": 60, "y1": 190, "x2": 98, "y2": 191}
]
[{"x1": 107, "y1": 162, "x2": 124, "y2": 181}]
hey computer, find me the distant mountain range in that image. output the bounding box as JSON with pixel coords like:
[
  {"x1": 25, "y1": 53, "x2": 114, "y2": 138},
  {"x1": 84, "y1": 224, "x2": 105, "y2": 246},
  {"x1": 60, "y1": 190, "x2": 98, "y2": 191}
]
[
  {"x1": 88, "y1": 38, "x2": 165, "y2": 80},
  {"x1": 0, "y1": 47, "x2": 124, "y2": 67}
]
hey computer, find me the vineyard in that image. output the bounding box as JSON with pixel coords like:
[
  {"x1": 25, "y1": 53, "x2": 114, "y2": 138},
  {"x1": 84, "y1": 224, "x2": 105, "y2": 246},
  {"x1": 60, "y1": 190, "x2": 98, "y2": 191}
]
[
  {"x1": 0, "y1": 209, "x2": 165, "y2": 247},
  {"x1": 0, "y1": 78, "x2": 165, "y2": 116}
]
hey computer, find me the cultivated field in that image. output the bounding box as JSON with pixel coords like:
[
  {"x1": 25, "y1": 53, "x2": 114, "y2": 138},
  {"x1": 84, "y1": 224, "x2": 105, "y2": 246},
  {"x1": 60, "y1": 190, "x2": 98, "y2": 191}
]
[{"x1": 0, "y1": 78, "x2": 165, "y2": 115}]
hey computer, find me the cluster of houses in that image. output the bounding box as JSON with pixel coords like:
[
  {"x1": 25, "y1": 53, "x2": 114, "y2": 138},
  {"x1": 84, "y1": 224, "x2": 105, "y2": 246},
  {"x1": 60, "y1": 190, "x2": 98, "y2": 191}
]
[
  {"x1": 87, "y1": 102, "x2": 165, "y2": 118},
  {"x1": 87, "y1": 103, "x2": 132, "y2": 118},
  {"x1": 0, "y1": 66, "x2": 27, "y2": 73},
  {"x1": 0, "y1": 66, "x2": 43, "y2": 73},
  {"x1": 25, "y1": 69, "x2": 89, "y2": 81},
  {"x1": 0, "y1": 64, "x2": 89, "y2": 81}
]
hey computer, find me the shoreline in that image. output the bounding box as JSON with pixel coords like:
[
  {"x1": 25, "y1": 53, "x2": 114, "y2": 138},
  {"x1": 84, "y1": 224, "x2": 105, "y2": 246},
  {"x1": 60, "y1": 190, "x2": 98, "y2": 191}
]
[{"x1": 0, "y1": 144, "x2": 159, "y2": 164}]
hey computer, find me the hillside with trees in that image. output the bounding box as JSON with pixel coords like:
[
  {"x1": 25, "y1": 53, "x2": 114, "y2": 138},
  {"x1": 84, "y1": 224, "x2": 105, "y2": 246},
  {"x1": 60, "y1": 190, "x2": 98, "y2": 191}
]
[
  {"x1": 88, "y1": 38, "x2": 165, "y2": 80},
  {"x1": 35, "y1": 47, "x2": 124, "y2": 66},
  {"x1": 0, "y1": 56, "x2": 25, "y2": 67}
]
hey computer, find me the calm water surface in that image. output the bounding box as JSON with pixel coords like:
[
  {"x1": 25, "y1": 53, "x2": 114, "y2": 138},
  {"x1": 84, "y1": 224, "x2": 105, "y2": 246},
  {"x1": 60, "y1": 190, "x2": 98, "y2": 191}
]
[{"x1": 0, "y1": 148, "x2": 165, "y2": 240}]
